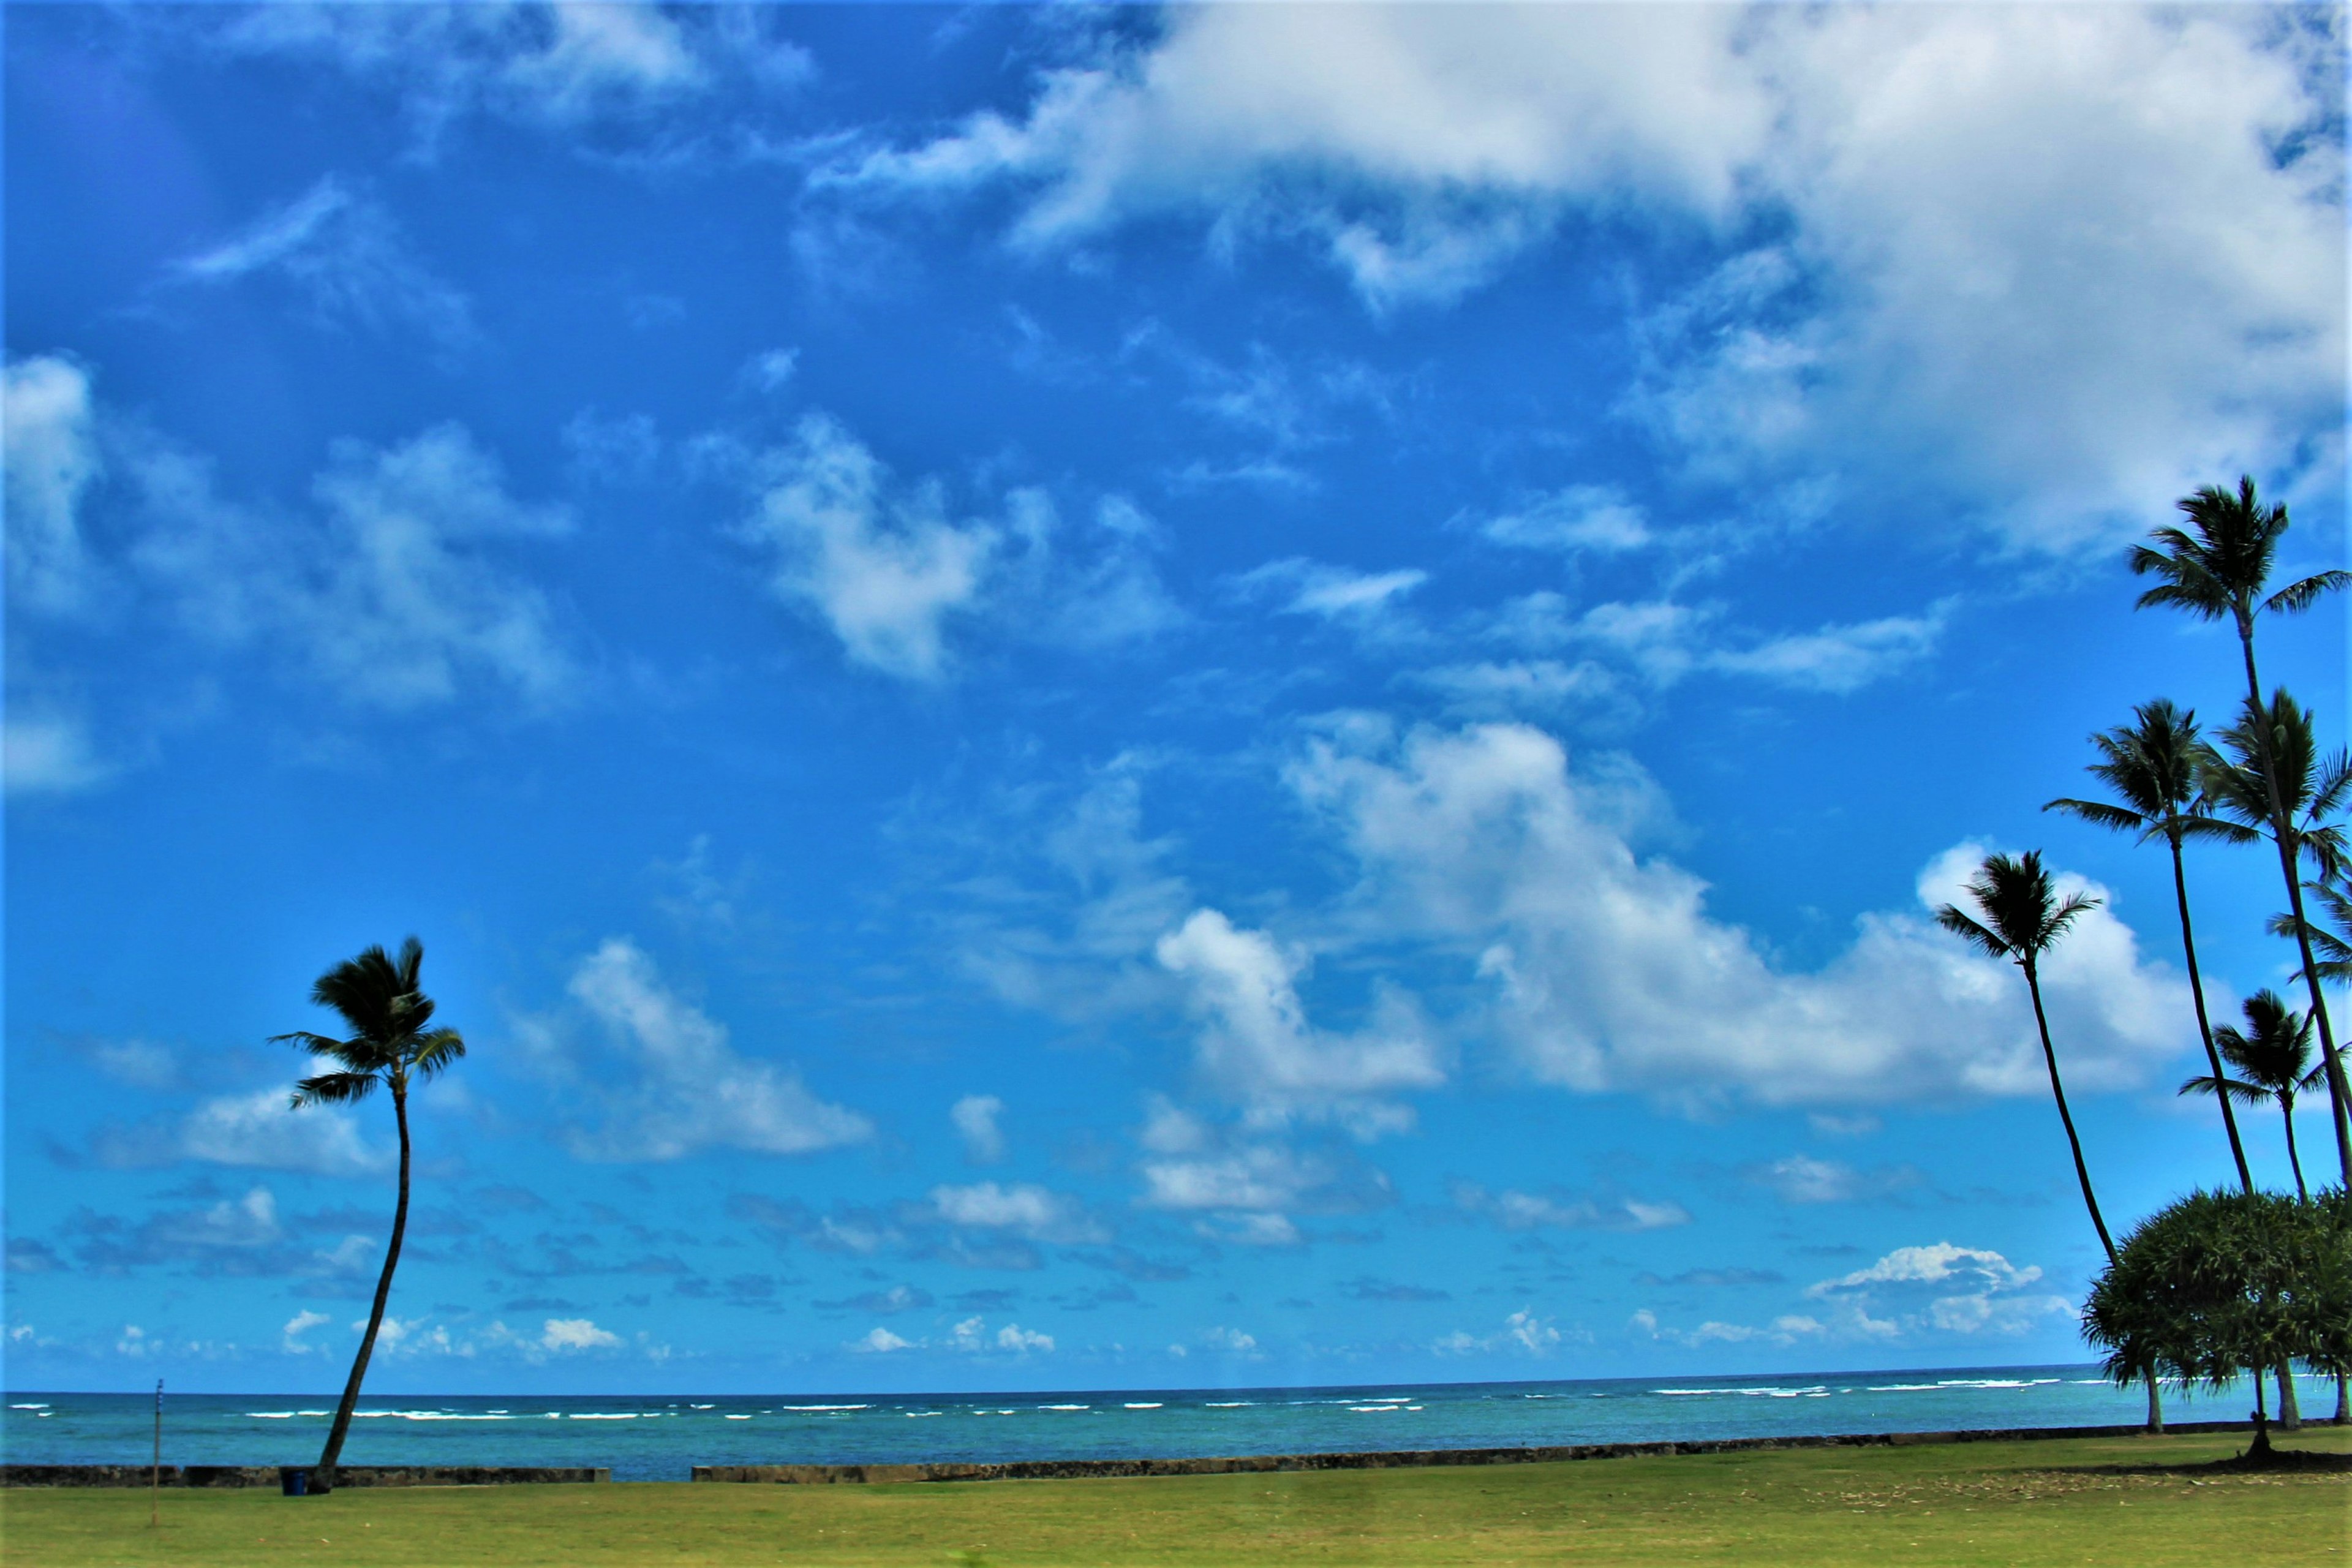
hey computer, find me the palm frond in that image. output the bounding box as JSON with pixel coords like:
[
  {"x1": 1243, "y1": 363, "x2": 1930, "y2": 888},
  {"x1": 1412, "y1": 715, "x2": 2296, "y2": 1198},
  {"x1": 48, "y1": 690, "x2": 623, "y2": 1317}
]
[
  {"x1": 2264, "y1": 568, "x2": 2351, "y2": 616},
  {"x1": 410, "y1": 1028, "x2": 468, "y2": 1080},
  {"x1": 291, "y1": 1070, "x2": 380, "y2": 1108},
  {"x1": 2043, "y1": 797, "x2": 2149, "y2": 835},
  {"x1": 1935, "y1": 903, "x2": 2010, "y2": 960},
  {"x1": 2179, "y1": 1072, "x2": 2270, "y2": 1109}
]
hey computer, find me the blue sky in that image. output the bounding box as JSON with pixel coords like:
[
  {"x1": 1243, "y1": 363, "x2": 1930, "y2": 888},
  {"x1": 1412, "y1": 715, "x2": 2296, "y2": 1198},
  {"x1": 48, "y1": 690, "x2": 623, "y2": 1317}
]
[{"x1": 4, "y1": 3, "x2": 2346, "y2": 1397}]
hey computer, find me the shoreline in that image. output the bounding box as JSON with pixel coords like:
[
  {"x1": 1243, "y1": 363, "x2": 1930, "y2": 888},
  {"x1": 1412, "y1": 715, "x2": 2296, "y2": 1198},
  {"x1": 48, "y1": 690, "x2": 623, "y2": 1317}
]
[{"x1": 1, "y1": 1417, "x2": 2288, "y2": 1488}]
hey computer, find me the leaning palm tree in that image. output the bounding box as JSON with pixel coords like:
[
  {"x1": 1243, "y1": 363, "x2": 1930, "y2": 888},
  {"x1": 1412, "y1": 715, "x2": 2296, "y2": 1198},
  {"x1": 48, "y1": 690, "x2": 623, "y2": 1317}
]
[
  {"x1": 275, "y1": 938, "x2": 465, "y2": 1493},
  {"x1": 1937, "y1": 852, "x2": 2160, "y2": 1428},
  {"x1": 2133, "y1": 477, "x2": 2351, "y2": 1183},
  {"x1": 2199, "y1": 690, "x2": 2352, "y2": 1186},
  {"x1": 2181, "y1": 991, "x2": 2325, "y2": 1202},
  {"x1": 2047, "y1": 699, "x2": 2254, "y2": 1193}
]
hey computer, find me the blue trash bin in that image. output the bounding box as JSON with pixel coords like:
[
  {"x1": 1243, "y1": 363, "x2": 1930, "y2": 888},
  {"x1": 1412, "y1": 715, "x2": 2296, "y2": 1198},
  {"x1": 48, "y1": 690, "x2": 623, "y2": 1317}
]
[{"x1": 279, "y1": 1466, "x2": 308, "y2": 1496}]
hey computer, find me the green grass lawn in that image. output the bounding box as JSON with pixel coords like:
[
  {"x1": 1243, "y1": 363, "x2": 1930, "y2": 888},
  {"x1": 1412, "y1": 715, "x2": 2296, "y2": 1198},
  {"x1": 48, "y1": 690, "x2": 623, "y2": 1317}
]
[{"x1": 7, "y1": 1429, "x2": 2347, "y2": 1567}]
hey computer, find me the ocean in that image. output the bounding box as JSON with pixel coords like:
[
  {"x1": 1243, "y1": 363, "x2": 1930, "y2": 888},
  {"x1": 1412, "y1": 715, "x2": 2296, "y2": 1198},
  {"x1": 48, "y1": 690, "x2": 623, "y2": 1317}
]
[{"x1": 3, "y1": 1366, "x2": 2312, "y2": 1482}]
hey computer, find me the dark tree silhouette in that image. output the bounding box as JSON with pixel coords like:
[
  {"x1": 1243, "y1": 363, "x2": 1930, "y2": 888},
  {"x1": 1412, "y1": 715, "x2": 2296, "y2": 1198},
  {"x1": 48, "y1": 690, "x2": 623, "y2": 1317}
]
[
  {"x1": 276, "y1": 938, "x2": 466, "y2": 1492},
  {"x1": 2048, "y1": 699, "x2": 2253, "y2": 1192},
  {"x1": 2133, "y1": 476, "x2": 2351, "y2": 1184},
  {"x1": 2181, "y1": 990, "x2": 2326, "y2": 1204}
]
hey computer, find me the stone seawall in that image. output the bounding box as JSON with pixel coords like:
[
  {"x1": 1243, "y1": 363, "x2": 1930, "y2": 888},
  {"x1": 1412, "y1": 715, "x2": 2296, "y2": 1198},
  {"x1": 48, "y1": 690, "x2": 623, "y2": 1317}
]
[
  {"x1": 692, "y1": 1420, "x2": 2257, "y2": 1486},
  {"x1": 1, "y1": 1464, "x2": 610, "y2": 1488}
]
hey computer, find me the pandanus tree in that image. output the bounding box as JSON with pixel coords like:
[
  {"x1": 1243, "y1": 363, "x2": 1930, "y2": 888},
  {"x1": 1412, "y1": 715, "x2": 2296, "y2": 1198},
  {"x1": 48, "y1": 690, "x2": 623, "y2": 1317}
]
[
  {"x1": 2046, "y1": 699, "x2": 2253, "y2": 1193},
  {"x1": 2081, "y1": 1189, "x2": 2350, "y2": 1450},
  {"x1": 2133, "y1": 477, "x2": 2352, "y2": 1184},
  {"x1": 1936, "y1": 851, "x2": 2158, "y2": 1428},
  {"x1": 2180, "y1": 991, "x2": 2324, "y2": 1203},
  {"x1": 276, "y1": 938, "x2": 465, "y2": 1492},
  {"x1": 2197, "y1": 691, "x2": 2352, "y2": 1186}
]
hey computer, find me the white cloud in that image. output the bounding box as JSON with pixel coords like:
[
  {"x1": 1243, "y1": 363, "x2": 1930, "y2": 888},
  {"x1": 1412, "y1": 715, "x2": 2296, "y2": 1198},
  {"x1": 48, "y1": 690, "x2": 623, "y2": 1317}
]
[
  {"x1": 522, "y1": 938, "x2": 872, "y2": 1161},
  {"x1": 1630, "y1": 1308, "x2": 1828, "y2": 1350},
  {"x1": 993, "y1": 1322, "x2": 1053, "y2": 1354},
  {"x1": 736, "y1": 413, "x2": 998, "y2": 680},
  {"x1": 281, "y1": 1308, "x2": 332, "y2": 1354},
  {"x1": 853, "y1": 1325, "x2": 912, "y2": 1353},
  {"x1": 1805, "y1": 1242, "x2": 2071, "y2": 1338},
  {"x1": 3, "y1": 713, "x2": 111, "y2": 797},
  {"x1": 87, "y1": 1090, "x2": 393, "y2": 1178},
  {"x1": 1290, "y1": 722, "x2": 2192, "y2": 1109},
  {"x1": 1454, "y1": 1182, "x2": 1689, "y2": 1234},
  {"x1": 928, "y1": 1182, "x2": 1106, "y2": 1245},
  {"x1": 121, "y1": 418, "x2": 578, "y2": 709},
  {"x1": 1234, "y1": 557, "x2": 1427, "y2": 622},
  {"x1": 842, "y1": 7, "x2": 2342, "y2": 546},
  {"x1": 740, "y1": 347, "x2": 800, "y2": 393},
  {"x1": 216, "y1": 3, "x2": 807, "y2": 141},
  {"x1": 169, "y1": 178, "x2": 474, "y2": 354},
  {"x1": 537, "y1": 1316, "x2": 622, "y2": 1352},
  {"x1": 1752, "y1": 1155, "x2": 1866, "y2": 1206},
  {"x1": 4, "y1": 355, "x2": 102, "y2": 614},
  {"x1": 1155, "y1": 908, "x2": 1442, "y2": 1130},
  {"x1": 949, "y1": 1095, "x2": 1006, "y2": 1164},
  {"x1": 733, "y1": 416, "x2": 1177, "y2": 679},
  {"x1": 1483, "y1": 592, "x2": 1951, "y2": 699},
  {"x1": 1469, "y1": 486, "x2": 1652, "y2": 557}
]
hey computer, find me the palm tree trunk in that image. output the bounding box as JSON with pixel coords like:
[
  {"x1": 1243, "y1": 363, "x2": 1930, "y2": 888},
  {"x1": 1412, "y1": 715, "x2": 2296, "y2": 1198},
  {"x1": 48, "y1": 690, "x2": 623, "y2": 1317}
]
[
  {"x1": 2145, "y1": 1374, "x2": 2163, "y2": 1433},
  {"x1": 2024, "y1": 963, "x2": 2117, "y2": 1262},
  {"x1": 2278, "y1": 1365, "x2": 2302, "y2": 1431},
  {"x1": 2236, "y1": 628, "x2": 2352, "y2": 1186},
  {"x1": 314, "y1": 1083, "x2": 410, "y2": 1493},
  {"x1": 2335, "y1": 1372, "x2": 2347, "y2": 1425},
  {"x1": 2170, "y1": 836, "x2": 2253, "y2": 1192},
  {"x1": 2281, "y1": 1096, "x2": 2309, "y2": 1203}
]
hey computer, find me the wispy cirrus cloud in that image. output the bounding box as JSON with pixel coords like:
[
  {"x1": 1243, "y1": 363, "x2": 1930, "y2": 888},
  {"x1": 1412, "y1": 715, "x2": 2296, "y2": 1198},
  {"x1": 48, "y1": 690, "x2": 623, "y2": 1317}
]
[{"x1": 165, "y1": 178, "x2": 475, "y2": 355}]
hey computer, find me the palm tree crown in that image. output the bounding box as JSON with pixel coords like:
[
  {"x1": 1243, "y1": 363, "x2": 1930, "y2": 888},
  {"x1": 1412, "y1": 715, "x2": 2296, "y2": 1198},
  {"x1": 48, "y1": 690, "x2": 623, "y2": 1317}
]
[
  {"x1": 2128, "y1": 476, "x2": 2350, "y2": 633},
  {"x1": 1934, "y1": 850, "x2": 2099, "y2": 975},
  {"x1": 276, "y1": 937, "x2": 466, "y2": 1106},
  {"x1": 2182, "y1": 990, "x2": 2326, "y2": 1203},
  {"x1": 2198, "y1": 692, "x2": 2351, "y2": 884},
  {"x1": 2046, "y1": 700, "x2": 2243, "y2": 850}
]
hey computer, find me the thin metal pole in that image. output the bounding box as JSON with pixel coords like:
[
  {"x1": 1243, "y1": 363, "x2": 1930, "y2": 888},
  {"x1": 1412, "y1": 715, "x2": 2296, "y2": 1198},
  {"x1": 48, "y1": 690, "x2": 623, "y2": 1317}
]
[{"x1": 151, "y1": 1379, "x2": 162, "y2": 1527}]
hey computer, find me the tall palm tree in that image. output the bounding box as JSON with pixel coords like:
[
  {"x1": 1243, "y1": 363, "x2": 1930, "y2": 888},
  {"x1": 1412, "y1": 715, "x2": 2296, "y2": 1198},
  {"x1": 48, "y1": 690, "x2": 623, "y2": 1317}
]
[
  {"x1": 2180, "y1": 991, "x2": 2325, "y2": 1202},
  {"x1": 275, "y1": 938, "x2": 466, "y2": 1493},
  {"x1": 2046, "y1": 699, "x2": 2254, "y2": 1193},
  {"x1": 1937, "y1": 851, "x2": 2160, "y2": 1428},
  {"x1": 2133, "y1": 476, "x2": 2352, "y2": 1183},
  {"x1": 1936, "y1": 851, "x2": 2117, "y2": 1261},
  {"x1": 2199, "y1": 690, "x2": 2352, "y2": 1185}
]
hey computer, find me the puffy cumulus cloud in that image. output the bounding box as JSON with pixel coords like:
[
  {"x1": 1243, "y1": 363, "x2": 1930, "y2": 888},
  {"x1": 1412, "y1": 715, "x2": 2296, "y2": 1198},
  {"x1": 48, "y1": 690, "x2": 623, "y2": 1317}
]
[
  {"x1": 835, "y1": 4, "x2": 1765, "y2": 303},
  {"x1": 167, "y1": 178, "x2": 474, "y2": 356},
  {"x1": 951, "y1": 1095, "x2": 1006, "y2": 1164},
  {"x1": 1155, "y1": 908, "x2": 1442, "y2": 1132},
  {"x1": 86, "y1": 1089, "x2": 393, "y2": 1178},
  {"x1": 215, "y1": 3, "x2": 812, "y2": 142},
  {"x1": 851, "y1": 1325, "x2": 912, "y2": 1353},
  {"x1": 4, "y1": 356, "x2": 102, "y2": 615},
  {"x1": 535, "y1": 1316, "x2": 622, "y2": 1352},
  {"x1": 117, "y1": 417, "x2": 578, "y2": 709},
  {"x1": 733, "y1": 414, "x2": 1178, "y2": 681},
  {"x1": 1451, "y1": 1181, "x2": 1689, "y2": 1234},
  {"x1": 518, "y1": 938, "x2": 872, "y2": 1161},
  {"x1": 1167, "y1": 1324, "x2": 1259, "y2": 1359},
  {"x1": 928, "y1": 1182, "x2": 1107, "y2": 1245},
  {"x1": 281, "y1": 1308, "x2": 333, "y2": 1354},
  {"x1": 1131, "y1": 1096, "x2": 1390, "y2": 1246},
  {"x1": 1289, "y1": 722, "x2": 2192, "y2": 1109},
  {"x1": 842, "y1": 7, "x2": 2342, "y2": 548},
  {"x1": 1806, "y1": 1242, "x2": 2071, "y2": 1338}
]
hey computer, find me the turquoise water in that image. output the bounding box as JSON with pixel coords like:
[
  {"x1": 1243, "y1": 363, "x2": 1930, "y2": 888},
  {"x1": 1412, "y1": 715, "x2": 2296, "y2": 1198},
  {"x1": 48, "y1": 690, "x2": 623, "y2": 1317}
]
[{"x1": 3, "y1": 1366, "x2": 2317, "y2": 1482}]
